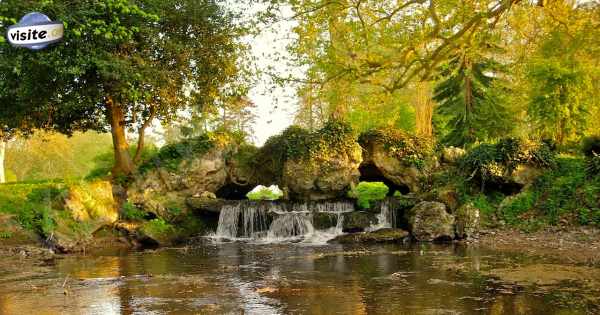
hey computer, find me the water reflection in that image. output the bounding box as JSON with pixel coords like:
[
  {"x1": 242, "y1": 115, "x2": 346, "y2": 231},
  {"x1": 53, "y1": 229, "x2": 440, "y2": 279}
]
[{"x1": 0, "y1": 243, "x2": 597, "y2": 314}]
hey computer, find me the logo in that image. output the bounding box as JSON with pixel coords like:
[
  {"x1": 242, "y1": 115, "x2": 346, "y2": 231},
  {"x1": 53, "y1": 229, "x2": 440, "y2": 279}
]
[{"x1": 6, "y1": 12, "x2": 64, "y2": 50}]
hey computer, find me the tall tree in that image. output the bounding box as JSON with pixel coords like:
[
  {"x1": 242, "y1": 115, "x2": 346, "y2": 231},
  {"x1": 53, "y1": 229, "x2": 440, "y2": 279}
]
[
  {"x1": 433, "y1": 47, "x2": 513, "y2": 146},
  {"x1": 0, "y1": 0, "x2": 247, "y2": 178}
]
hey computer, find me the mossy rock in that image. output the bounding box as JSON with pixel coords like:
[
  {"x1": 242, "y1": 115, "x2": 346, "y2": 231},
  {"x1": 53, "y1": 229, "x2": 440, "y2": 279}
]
[
  {"x1": 406, "y1": 201, "x2": 455, "y2": 242},
  {"x1": 455, "y1": 203, "x2": 480, "y2": 239},
  {"x1": 330, "y1": 228, "x2": 409, "y2": 244},
  {"x1": 342, "y1": 211, "x2": 377, "y2": 233}
]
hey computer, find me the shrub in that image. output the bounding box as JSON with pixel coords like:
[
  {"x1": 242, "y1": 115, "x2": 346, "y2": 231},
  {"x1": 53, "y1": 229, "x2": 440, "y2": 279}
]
[
  {"x1": 459, "y1": 137, "x2": 556, "y2": 187},
  {"x1": 348, "y1": 182, "x2": 389, "y2": 209},
  {"x1": 138, "y1": 135, "x2": 214, "y2": 173},
  {"x1": 121, "y1": 202, "x2": 146, "y2": 221},
  {"x1": 586, "y1": 153, "x2": 600, "y2": 177},
  {"x1": 247, "y1": 185, "x2": 283, "y2": 201},
  {"x1": 142, "y1": 218, "x2": 176, "y2": 236}
]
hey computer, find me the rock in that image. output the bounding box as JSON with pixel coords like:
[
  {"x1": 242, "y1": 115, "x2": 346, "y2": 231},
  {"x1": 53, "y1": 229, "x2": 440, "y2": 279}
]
[
  {"x1": 363, "y1": 142, "x2": 424, "y2": 192},
  {"x1": 442, "y1": 146, "x2": 466, "y2": 164},
  {"x1": 509, "y1": 164, "x2": 542, "y2": 187},
  {"x1": 406, "y1": 201, "x2": 455, "y2": 242},
  {"x1": 436, "y1": 186, "x2": 460, "y2": 213},
  {"x1": 329, "y1": 228, "x2": 409, "y2": 244},
  {"x1": 50, "y1": 181, "x2": 119, "y2": 253},
  {"x1": 198, "y1": 191, "x2": 217, "y2": 199},
  {"x1": 312, "y1": 212, "x2": 340, "y2": 230},
  {"x1": 186, "y1": 197, "x2": 226, "y2": 215},
  {"x1": 283, "y1": 142, "x2": 362, "y2": 200},
  {"x1": 342, "y1": 211, "x2": 377, "y2": 233},
  {"x1": 455, "y1": 203, "x2": 480, "y2": 239},
  {"x1": 129, "y1": 147, "x2": 228, "y2": 207}
]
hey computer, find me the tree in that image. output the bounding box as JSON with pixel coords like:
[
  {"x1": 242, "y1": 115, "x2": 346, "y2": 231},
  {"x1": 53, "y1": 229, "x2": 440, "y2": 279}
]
[
  {"x1": 0, "y1": 0, "x2": 247, "y2": 179},
  {"x1": 433, "y1": 47, "x2": 514, "y2": 147}
]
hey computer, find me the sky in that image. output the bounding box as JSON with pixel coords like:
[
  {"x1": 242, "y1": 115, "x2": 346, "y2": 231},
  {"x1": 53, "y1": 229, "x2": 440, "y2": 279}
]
[{"x1": 244, "y1": 6, "x2": 301, "y2": 146}]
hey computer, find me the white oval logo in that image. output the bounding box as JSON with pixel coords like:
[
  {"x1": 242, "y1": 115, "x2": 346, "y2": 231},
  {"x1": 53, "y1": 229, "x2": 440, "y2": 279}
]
[{"x1": 6, "y1": 12, "x2": 64, "y2": 50}]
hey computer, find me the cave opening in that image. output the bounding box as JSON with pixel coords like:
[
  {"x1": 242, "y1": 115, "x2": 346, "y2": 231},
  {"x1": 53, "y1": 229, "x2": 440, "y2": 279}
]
[
  {"x1": 216, "y1": 182, "x2": 254, "y2": 200},
  {"x1": 359, "y1": 163, "x2": 410, "y2": 195}
]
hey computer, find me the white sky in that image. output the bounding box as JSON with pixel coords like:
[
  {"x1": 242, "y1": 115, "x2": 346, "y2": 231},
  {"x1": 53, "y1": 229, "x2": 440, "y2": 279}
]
[{"x1": 244, "y1": 6, "x2": 301, "y2": 146}]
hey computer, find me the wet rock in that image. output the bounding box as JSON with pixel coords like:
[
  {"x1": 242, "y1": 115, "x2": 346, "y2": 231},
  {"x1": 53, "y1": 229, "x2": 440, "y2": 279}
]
[
  {"x1": 441, "y1": 146, "x2": 466, "y2": 164},
  {"x1": 342, "y1": 211, "x2": 377, "y2": 233},
  {"x1": 0, "y1": 245, "x2": 55, "y2": 260},
  {"x1": 455, "y1": 203, "x2": 480, "y2": 239},
  {"x1": 312, "y1": 212, "x2": 340, "y2": 230},
  {"x1": 283, "y1": 143, "x2": 362, "y2": 201},
  {"x1": 330, "y1": 228, "x2": 409, "y2": 244},
  {"x1": 406, "y1": 201, "x2": 455, "y2": 242}
]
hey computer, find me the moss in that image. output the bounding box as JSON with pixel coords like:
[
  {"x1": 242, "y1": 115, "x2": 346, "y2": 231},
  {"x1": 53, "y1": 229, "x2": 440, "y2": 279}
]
[
  {"x1": 247, "y1": 186, "x2": 283, "y2": 201},
  {"x1": 348, "y1": 182, "x2": 389, "y2": 209},
  {"x1": 359, "y1": 127, "x2": 433, "y2": 169},
  {"x1": 253, "y1": 120, "x2": 356, "y2": 182}
]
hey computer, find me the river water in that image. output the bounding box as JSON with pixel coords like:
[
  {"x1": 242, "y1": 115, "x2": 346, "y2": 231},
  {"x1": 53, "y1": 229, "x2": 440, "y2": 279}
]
[{"x1": 1, "y1": 242, "x2": 599, "y2": 314}]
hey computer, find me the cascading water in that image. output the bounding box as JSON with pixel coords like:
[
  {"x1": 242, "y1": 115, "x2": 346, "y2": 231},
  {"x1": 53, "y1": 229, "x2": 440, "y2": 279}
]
[
  {"x1": 367, "y1": 198, "x2": 397, "y2": 232},
  {"x1": 212, "y1": 201, "x2": 353, "y2": 244}
]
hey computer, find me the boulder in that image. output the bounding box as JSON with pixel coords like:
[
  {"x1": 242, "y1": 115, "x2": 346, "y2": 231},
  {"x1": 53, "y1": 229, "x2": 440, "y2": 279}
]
[
  {"x1": 186, "y1": 196, "x2": 226, "y2": 215},
  {"x1": 283, "y1": 143, "x2": 362, "y2": 200},
  {"x1": 436, "y1": 186, "x2": 460, "y2": 213},
  {"x1": 329, "y1": 228, "x2": 409, "y2": 244},
  {"x1": 342, "y1": 211, "x2": 377, "y2": 233},
  {"x1": 129, "y1": 147, "x2": 228, "y2": 208},
  {"x1": 406, "y1": 201, "x2": 455, "y2": 242},
  {"x1": 442, "y1": 146, "x2": 466, "y2": 164},
  {"x1": 455, "y1": 203, "x2": 480, "y2": 239},
  {"x1": 363, "y1": 143, "x2": 424, "y2": 192}
]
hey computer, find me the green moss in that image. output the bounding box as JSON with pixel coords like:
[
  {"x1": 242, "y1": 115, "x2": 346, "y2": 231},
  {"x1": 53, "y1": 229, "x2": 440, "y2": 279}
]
[
  {"x1": 122, "y1": 202, "x2": 146, "y2": 220},
  {"x1": 348, "y1": 182, "x2": 389, "y2": 209},
  {"x1": 254, "y1": 120, "x2": 356, "y2": 181},
  {"x1": 459, "y1": 137, "x2": 556, "y2": 187},
  {"x1": 359, "y1": 127, "x2": 433, "y2": 169},
  {"x1": 247, "y1": 187, "x2": 283, "y2": 201}
]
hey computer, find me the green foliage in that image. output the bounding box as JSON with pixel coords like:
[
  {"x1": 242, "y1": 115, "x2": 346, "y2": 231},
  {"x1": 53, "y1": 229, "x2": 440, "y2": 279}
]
[
  {"x1": 0, "y1": 231, "x2": 12, "y2": 239},
  {"x1": 138, "y1": 135, "x2": 213, "y2": 173},
  {"x1": 359, "y1": 127, "x2": 432, "y2": 169},
  {"x1": 586, "y1": 154, "x2": 600, "y2": 177},
  {"x1": 121, "y1": 202, "x2": 146, "y2": 221},
  {"x1": 87, "y1": 142, "x2": 158, "y2": 180},
  {"x1": 526, "y1": 53, "x2": 591, "y2": 145},
  {"x1": 142, "y1": 218, "x2": 176, "y2": 236},
  {"x1": 459, "y1": 138, "x2": 556, "y2": 187},
  {"x1": 434, "y1": 54, "x2": 514, "y2": 147},
  {"x1": 247, "y1": 187, "x2": 283, "y2": 201},
  {"x1": 254, "y1": 120, "x2": 356, "y2": 181},
  {"x1": 348, "y1": 182, "x2": 389, "y2": 209}
]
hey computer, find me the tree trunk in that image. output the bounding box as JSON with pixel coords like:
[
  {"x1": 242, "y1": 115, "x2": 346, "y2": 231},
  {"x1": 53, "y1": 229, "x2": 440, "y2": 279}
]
[
  {"x1": 107, "y1": 96, "x2": 134, "y2": 177},
  {"x1": 414, "y1": 81, "x2": 434, "y2": 138},
  {"x1": 0, "y1": 141, "x2": 5, "y2": 183}
]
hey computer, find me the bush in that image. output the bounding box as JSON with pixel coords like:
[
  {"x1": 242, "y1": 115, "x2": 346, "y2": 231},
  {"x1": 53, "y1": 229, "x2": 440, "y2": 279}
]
[
  {"x1": 586, "y1": 153, "x2": 600, "y2": 177},
  {"x1": 138, "y1": 135, "x2": 213, "y2": 173},
  {"x1": 246, "y1": 185, "x2": 283, "y2": 201},
  {"x1": 459, "y1": 137, "x2": 556, "y2": 187},
  {"x1": 121, "y1": 202, "x2": 146, "y2": 221},
  {"x1": 348, "y1": 182, "x2": 389, "y2": 209}
]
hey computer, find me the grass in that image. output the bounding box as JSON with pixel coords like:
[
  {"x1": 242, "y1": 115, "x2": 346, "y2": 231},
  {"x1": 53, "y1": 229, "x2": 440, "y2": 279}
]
[{"x1": 348, "y1": 182, "x2": 389, "y2": 209}]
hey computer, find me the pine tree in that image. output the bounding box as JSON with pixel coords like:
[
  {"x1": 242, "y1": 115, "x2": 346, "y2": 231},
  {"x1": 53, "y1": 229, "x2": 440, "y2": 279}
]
[{"x1": 433, "y1": 52, "x2": 513, "y2": 147}]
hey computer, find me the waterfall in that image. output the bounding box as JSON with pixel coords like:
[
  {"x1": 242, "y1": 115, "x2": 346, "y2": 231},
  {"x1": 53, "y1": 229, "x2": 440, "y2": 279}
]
[
  {"x1": 266, "y1": 212, "x2": 314, "y2": 242},
  {"x1": 367, "y1": 198, "x2": 396, "y2": 231},
  {"x1": 215, "y1": 203, "x2": 270, "y2": 239},
  {"x1": 212, "y1": 200, "x2": 353, "y2": 244}
]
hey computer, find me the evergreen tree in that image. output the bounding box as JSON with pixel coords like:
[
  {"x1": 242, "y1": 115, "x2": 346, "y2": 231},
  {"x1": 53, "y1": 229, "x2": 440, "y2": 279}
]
[{"x1": 433, "y1": 51, "x2": 513, "y2": 147}]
